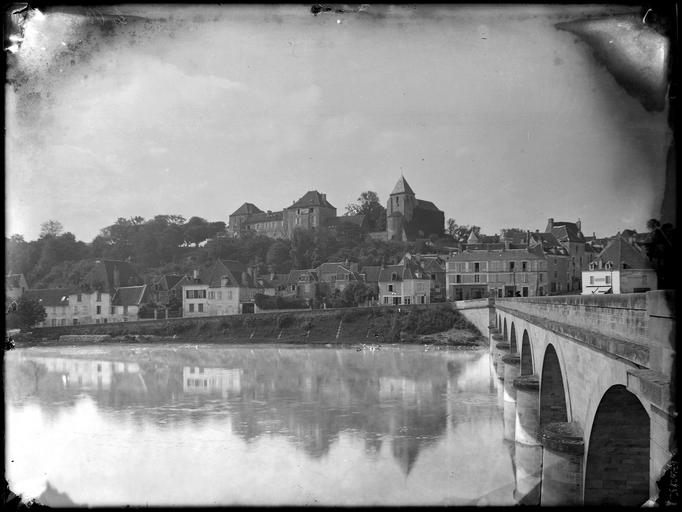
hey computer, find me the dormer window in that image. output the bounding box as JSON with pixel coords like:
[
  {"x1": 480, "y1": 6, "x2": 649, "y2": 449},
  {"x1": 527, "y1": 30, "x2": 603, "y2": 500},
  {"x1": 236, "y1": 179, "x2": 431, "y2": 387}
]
[{"x1": 391, "y1": 272, "x2": 398, "y2": 281}]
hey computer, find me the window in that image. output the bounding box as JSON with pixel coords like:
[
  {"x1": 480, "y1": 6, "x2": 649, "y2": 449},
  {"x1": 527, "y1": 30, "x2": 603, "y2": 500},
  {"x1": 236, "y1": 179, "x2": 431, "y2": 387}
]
[
  {"x1": 77, "y1": 294, "x2": 82, "y2": 302},
  {"x1": 96, "y1": 305, "x2": 101, "y2": 315},
  {"x1": 522, "y1": 261, "x2": 527, "y2": 271},
  {"x1": 309, "y1": 208, "x2": 314, "y2": 213},
  {"x1": 391, "y1": 273, "x2": 398, "y2": 281},
  {"x1": 474, "y1": 275, "x2": 480, "y2": 283},
  {"x1": 228, "y1": 290, "x2": 233, "y2": 300},
  {"x1": 209, "y1": 291, "x2": 214, "y2": 300},
  {"x1": 405, "y1": 298, "x2": 411, "y2": 305},
  {"x1": 189, "y1": 304, "x2": 195, "y2": 312},
  {"x1": 198, "y1": 303, "x2": 204, "y2": 313},
  {"x1": 474, "y1": 262, "x2": 480, "y2": 272},
  {"x1": 523, "y1": 273, "x2": 528, "y2": 283},
  {"x1": 431, "y1": 273, "x2": 436, "y2": 280},
  {"x1": 186, "y1": 290, "x2": 191, "y2": 299},
  {"x1": 383, "y1": 297, "x2": 389, "y2": 304},
  {"x1": 590, "y1": 276, "x2": 595, "y2": 285},
  {"x1": 605, "y1": 275, "x2": 611, "y2": 284},
  {"x1": 642, "y1": 275, "x2": 648, "y2": 285},
  {"x1": 388, "y1": 284, "x2": 393, "y2": 292},
  {"x1": 509, "y1": 262, "x2": 515, "y2": 271},
  {"x1": 396, "y1": 196, "x2": 399, "y2": 206},
  {"x1": 554, "y1": 271, "x2": 558, "y2": 278},
  {"x1": 96, "y1": 291, "x2": 102, "y2": 302},
  {"x1": 456, "y1": 275, "x2": 461, "y2": 284},
  {"x1": 123, "y1": 305, "x2": 128, "y2": 315},
  {"x1": 110, "y1": 306, "x2": 115, "y2": 314}
]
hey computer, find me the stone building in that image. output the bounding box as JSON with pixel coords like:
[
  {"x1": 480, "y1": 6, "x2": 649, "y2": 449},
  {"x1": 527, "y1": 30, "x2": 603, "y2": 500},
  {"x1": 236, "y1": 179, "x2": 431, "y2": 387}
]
[
  {"x1": 228, "y1": 191, "x2": 337, "y2": 239},
  {"x1": 386, "y1": 176, "x2": 444, "y2": 242},
  {"x1": 545, "y1": 218, "x2": 590, "y2": 292},
  {"x1": 581, "y1": 236, "x2": 657, "y2": 294}
]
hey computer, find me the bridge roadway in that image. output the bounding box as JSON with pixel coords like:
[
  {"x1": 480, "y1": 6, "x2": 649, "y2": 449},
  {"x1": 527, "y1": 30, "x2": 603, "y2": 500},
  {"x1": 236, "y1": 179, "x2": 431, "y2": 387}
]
[{"x1": 454, "y1": 291, "x2": 676, "y2": 506}]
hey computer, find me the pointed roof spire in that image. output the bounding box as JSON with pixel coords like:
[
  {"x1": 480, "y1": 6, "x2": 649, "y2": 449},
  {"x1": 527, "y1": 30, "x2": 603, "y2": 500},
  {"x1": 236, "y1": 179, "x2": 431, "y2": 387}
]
[{"x1": 390, "y1": 175, "x2": 415, "y2": 196}]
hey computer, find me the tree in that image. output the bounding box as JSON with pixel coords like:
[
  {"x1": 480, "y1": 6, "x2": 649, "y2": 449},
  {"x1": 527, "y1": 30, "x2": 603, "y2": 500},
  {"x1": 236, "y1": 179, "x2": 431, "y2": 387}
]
[
  {"x1": 266, "y1": 241, "x2": 292, "y2": 273},
  {"x1": 15, "y1": 296, "x2": 47, "y2": 328},
  {"x1": 39, "y1": 220, "x2": 64, "y2": 238},
  {"x1": 345, "y1": 191, "x2": 387, "y2": 231},
  {"x1": 446, "y1": 218, "x2": 458, "y2": 238},
  {"x1": 646, "y1": 218, "x2": 662, "y2": 231},
  {"x1": 341, "y1": 281, "x2": 370, "y2": 306}
]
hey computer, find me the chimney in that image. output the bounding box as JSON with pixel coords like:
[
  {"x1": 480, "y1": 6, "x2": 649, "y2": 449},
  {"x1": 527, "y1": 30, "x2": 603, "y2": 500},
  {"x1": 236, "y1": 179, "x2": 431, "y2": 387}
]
[
  {"x1": 113, "y1": 267, "x2": 120, "y2": 288},
  {"x1": 547, "y1": 218, "x2": 554, "y2": 231},
  {"x1": 576, "y1": 218, "x2": 581, "y2": 231},
  {"x1": 192, "y1": 269, "x2": 199, "y2": 281}
]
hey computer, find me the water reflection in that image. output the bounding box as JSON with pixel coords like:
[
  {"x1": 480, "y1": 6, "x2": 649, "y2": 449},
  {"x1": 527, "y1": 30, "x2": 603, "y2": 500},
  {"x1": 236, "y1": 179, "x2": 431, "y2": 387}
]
[{"x1": 5, "y1": 344, "x2": 517, "y2": 506}]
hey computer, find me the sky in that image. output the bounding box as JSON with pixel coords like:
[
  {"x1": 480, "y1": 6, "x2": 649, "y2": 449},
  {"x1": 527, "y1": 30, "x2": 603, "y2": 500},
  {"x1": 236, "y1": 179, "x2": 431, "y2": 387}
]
[{"x1": 5, "y1": 4, "x2": 671, "y2": 242}]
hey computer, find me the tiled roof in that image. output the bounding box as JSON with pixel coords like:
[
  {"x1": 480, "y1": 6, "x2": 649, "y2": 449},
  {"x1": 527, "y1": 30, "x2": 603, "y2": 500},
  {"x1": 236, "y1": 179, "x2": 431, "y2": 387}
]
[
  {"x1": 378, "y1": 262, "x2": 427, "y2": 282},
  {"x1": 548, "y1": 222, "x2": 585, "y2": 243},
  {"x1": 88, "y1": 260, "x2": 142, "y2": 292},
  {"x1": 230, "y1": 202, "x2": 263, "y2": 217},
  {"x1": 595, "y1": 236, "x2": 651, "y2": 269},
  {"x1": 325, "y1": 215, "x2": 366, "y2": 228},
  {"x1": 420, "y1": 258, "x2": 445, "y2": 273},
  {"x1": 360, "y1": 266, "x2": 382, "y2": 283},
  {"x1": 203, "y1": 259, "x2": 254, "y2": 287},
  {"x1": 112, "y1": 285, "x2": 150, "y2": 306},
  {"x1": 390, "y1": 176, "x2": 415, "y2": 196},
  {"x1": 246, "y1": 211, "x2": 283, "y2": 223},
  {"x1": 288, "y1": 191, "x2": 335, "y2": 210},
  {"x1": 22, "y1": 288, "x2": 70, "y2": 307},
  {"x1": 415, "y1": 199, "x2": 441, "y2": 212},
  {"x1": 155, "y1": 274, "x2": 187, "y2": 291},
  {"x1": 256, "y1": 273, "x2": 289, "y2": 288},
  {"x1": 449, "y1": 248, "x2": 546, "y2": 261}
]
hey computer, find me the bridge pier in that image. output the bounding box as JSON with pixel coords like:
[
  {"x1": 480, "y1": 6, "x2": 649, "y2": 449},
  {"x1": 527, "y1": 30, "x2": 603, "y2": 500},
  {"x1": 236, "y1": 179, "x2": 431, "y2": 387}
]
[
  {"x1": 540, "y1": 422, "x2": 584, "y2": 506},
  {"x1": 513, "y1": 374, "x2": 542, "y2": 505},
  {"x1": 493, "y1": 342, "x2": 510, "y2": 380},
  {"x1": 502, "y1": 354, "x2": 520, "y2": 441}
]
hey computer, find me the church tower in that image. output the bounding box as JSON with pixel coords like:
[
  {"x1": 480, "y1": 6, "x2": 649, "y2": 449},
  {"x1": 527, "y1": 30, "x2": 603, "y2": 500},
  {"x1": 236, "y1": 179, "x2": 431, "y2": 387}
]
[
  {"x1": 387, "y1": 175, "x2": 416, "y2": 220},
  {"x1": 386, "y1": 175, "x2": 417, "y2": 240}
]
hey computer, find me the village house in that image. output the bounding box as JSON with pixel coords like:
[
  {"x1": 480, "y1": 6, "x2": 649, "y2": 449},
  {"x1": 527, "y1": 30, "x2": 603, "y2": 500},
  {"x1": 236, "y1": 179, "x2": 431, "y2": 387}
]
[
  {"x1": 152, "y1": 274, "x2": 191, "y2": 306},
  {"x1": 182, "y1": 260, "x2": 276, "y2": 317},
  {"x1": 359, "y1": 265, "x2": 382, "y2": 305},
  {"x1": 21, "y1": 288, "x2": 70, "y2": 327},
  {"x1": 109, "y1": 284, "x2": 153, "y2": 322},
  {"x1": 545, "y1": 218, "x2": 590, "y2": 292},
  {"x1": 314, "y1": 261, "x2": 363, "y2": 297},
  {"x1": 377, "y1": 256, "x2": 431, "y2": 305},
  {"x1": 446, "y1": 237, "x2": 571, "y2": 300},
  {"x1": 581, "y1": 236, "x2": 657, "y2": 294},
  {"x1": 282, "y1": 269, "x2": 319, "y2": 302},
  {"x1": 70, "y1": 259, "x2": 145, "y2": 325},
  {"x1": 411, "y1": 254, "x2": 447, "y2": 302}
]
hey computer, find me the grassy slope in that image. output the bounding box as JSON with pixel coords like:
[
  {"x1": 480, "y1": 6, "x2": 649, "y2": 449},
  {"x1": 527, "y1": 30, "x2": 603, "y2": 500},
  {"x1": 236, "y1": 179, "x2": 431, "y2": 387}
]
[{"x1": 17, "y1": 305, "x2": 484, "y2": 346}]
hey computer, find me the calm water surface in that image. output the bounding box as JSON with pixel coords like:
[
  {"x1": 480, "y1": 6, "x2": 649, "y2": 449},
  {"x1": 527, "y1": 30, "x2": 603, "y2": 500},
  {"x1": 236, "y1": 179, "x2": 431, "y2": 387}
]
[{"x1": 5, "y1": 343, "x2": 517, "y2": 506}]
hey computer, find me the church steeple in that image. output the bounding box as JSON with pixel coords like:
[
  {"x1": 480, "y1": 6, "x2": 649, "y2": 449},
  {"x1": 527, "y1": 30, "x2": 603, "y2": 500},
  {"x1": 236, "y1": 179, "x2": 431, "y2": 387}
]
[{"x1": 390, "y1": 175, "x2": 415, "y2": 196}]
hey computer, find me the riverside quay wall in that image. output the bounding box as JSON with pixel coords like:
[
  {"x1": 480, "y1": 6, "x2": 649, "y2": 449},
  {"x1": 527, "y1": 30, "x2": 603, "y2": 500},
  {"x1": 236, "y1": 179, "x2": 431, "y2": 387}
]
[{"x1": 455, "y1": 290, "x2": 676, "y2": 506}]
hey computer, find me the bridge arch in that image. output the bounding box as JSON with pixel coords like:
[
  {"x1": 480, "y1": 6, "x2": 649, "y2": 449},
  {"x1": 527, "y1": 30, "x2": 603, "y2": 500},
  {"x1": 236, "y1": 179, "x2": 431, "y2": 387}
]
[
  {"x1": 520, "y1": 330, "x2": 533, "y2": 375},
  {"x1": 539, "y1": 344, "x2": 568, "y2": 427},
  {"x1": 509, "y1": 322, "x2": 517, "y2": 353},
  {"x1": 503, "y1": 318, "x2": 508, "y2": 341},
  {"x1": 584, "y1": 385, "x2": 650, "y2": 506}
]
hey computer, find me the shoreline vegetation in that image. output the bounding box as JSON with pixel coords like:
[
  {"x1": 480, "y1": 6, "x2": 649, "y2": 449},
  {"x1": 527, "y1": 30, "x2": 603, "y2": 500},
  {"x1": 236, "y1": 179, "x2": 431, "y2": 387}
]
[{"x1": 11, "y1": 305, "x2": 484, "y2": 348}]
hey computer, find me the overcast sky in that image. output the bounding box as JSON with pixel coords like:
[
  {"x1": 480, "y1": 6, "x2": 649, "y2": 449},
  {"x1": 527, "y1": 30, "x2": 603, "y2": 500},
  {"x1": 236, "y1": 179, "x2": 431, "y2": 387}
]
[{"x1": 6, "y1": 4, "x2": 670, "y2": 242}]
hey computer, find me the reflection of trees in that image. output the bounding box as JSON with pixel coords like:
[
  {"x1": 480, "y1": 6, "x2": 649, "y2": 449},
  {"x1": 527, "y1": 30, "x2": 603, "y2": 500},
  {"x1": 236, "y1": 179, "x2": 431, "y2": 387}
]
[{"x1": 7, "y1": 347, "x2": 455, "y2": 467}]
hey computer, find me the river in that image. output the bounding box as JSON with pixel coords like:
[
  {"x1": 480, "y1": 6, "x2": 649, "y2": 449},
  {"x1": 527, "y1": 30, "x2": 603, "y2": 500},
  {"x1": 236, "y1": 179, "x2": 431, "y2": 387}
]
[{"x1": 5, "y1": 343, "x2": 519, "y2": 506}]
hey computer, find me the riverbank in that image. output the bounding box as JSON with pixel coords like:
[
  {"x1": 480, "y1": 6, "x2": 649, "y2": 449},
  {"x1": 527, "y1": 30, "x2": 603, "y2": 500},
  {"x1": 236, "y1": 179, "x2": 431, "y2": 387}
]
[{"x1": 12, "y1": 304, "x2": 485, "y2": 348}]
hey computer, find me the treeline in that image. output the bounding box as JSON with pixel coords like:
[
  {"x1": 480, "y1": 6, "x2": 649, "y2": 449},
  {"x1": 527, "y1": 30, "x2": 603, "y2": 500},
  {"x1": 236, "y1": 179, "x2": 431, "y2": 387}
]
[{"x1": 6, "y1": 216, "x2": 445, "y2": 291}]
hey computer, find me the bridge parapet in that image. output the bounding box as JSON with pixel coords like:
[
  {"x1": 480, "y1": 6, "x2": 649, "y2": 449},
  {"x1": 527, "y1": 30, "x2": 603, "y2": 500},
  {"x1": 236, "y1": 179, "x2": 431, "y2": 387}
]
[{"x1": 495, "y1": 293, "x2": 648, "y2": 345}]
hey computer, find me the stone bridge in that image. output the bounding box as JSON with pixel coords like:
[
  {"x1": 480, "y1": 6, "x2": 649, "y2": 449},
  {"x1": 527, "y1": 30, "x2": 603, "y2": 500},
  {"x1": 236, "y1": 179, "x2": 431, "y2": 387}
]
[{"x1": 454, "y1": 291, "x2": 676, "y2": 506}]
